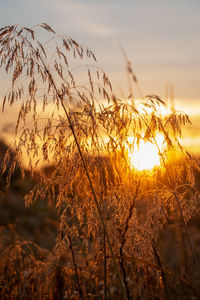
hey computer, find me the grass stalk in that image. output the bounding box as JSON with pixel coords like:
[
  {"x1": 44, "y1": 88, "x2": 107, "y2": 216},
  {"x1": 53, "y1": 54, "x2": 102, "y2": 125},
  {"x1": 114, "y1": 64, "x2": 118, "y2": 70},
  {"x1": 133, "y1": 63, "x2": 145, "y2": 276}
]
[
  {"x1": 152, "y1": 243, "x2": 169, "y2": 300},
  {"x1": 119, "y1": 180, "x2": 140, "y2": 300},
  {"x1": 103, "y1": 230, "x2": 107, "y2": 300},
  {"x1": 36, "y1": 47, "x2": 128, "y2": 300},
  {"x1": 137, "y1": 110, "x2": 199, "y2": 275},
  {"x1": 68, "y1": 234, "x2": 84, "y2": 299}
]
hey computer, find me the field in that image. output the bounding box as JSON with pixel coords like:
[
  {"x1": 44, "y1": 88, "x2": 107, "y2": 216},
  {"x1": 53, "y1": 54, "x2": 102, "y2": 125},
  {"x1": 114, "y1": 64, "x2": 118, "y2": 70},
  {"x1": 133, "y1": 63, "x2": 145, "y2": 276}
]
[{"x1": 0, "y1": 24, "x2": 200, "y2": 300}]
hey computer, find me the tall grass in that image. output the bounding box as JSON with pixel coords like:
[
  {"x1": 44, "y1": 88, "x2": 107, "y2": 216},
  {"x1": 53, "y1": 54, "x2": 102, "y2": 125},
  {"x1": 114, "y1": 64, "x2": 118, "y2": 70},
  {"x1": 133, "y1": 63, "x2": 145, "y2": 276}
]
[{"x1": 0, "y1": 24, "x2": 200, "y2": 299}]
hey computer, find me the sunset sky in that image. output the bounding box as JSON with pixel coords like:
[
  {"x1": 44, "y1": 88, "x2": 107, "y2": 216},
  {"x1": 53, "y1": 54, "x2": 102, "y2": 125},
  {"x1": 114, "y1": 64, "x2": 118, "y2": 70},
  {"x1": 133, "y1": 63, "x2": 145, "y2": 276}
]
[{"x1": 0, "y1": 0, "x2": 200, "y2": 152}]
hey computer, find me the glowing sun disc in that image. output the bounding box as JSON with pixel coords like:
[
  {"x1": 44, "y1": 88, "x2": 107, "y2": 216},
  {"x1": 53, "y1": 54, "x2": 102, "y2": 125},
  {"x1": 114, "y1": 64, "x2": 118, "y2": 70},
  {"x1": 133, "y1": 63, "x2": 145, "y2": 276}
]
[{"x1": 127, "y1": 134, "x2": 164, "y2": 171}]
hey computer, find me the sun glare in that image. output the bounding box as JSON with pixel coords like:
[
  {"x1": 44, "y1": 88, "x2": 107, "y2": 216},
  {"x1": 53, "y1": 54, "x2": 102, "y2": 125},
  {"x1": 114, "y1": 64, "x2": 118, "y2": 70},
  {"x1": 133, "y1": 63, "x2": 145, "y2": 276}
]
[{"x1": 126, "y1": 134, "x2": 165, "y2": 171}]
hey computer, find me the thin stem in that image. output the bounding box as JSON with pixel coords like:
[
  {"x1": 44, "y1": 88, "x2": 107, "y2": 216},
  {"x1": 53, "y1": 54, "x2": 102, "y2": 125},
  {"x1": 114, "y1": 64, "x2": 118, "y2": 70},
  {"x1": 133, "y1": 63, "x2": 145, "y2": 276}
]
[
  {"x1": 100, "y1": 166, "x2": 107, "y2": 300},
  {"x1": 152, "y1": 243, "x2": 169, "y2": 300},
  {"x1": 119, "y1": 180, "x2": 140, "y2": 300},
  {"x1": 34, "y1": 40, "x2": 128, "y2": 299},
  {"x1": 173, "y1": 190, "x2": 199, "y2": 273},
  {"x1": 103, "y1": 230, "x2": 107, "y2": 300},
  {"x1": 136, "y1": 108, "x2": 199, "y2": 275},
  {"x1": 68, "y1": 234, "x2": 84, "y2": 299},
  {"x1": 105, "y1": 255, "x2": 199, "y2": 297},
  {"x1": 153, "y1": 137, "x2": 199, "y2": 274}
]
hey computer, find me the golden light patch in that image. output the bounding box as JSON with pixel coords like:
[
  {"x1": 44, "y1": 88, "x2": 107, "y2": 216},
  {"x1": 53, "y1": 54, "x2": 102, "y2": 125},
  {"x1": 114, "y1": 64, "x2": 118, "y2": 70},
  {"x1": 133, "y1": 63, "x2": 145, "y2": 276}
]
[{"x1": 126, "y1": 134, "x2": 165, "y2": 171}]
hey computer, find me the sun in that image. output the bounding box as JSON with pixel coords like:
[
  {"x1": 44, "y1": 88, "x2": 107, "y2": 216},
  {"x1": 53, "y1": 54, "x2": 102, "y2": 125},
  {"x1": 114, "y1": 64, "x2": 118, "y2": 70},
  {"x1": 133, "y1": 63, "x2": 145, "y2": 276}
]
[{"x1": 126, "y1": 134, "x2": 165, "y2": 171}]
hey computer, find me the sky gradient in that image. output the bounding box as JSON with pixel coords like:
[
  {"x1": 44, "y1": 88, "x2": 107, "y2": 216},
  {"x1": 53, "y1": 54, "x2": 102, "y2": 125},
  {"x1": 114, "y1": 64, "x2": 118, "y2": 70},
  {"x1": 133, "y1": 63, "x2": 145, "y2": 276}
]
[
  {"x1": 0, "y1": 0, "x2": 200, "y2": 154},
  {"x1": 0, "y1": 0, "x2": 200, "y2": 99}
]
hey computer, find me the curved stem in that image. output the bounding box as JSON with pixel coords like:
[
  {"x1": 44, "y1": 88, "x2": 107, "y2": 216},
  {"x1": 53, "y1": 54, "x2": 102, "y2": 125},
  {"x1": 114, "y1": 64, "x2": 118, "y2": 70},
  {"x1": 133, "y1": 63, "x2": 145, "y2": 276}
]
[{"x1": 25, "y1": 34, "x2": 128, "y2": 299}]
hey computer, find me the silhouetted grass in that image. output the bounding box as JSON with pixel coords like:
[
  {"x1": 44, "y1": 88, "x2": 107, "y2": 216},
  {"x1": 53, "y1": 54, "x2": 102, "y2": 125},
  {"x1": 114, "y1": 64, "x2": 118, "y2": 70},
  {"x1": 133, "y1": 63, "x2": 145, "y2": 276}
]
[{"x1": 0, "y1": 24, "x2": 200, "y2": 299}]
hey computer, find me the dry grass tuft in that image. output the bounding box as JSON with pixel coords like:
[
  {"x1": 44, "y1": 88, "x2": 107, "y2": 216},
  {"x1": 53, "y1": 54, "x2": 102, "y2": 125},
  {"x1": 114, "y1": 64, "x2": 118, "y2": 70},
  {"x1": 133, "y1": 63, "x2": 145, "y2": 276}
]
[{"x1": 0, "y1": 24, "x2": 200, "y2": 299}]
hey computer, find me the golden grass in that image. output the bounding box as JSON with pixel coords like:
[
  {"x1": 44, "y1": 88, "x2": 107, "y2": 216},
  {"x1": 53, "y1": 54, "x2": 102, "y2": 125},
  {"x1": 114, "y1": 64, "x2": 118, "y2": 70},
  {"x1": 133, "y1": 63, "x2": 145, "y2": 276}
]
[{"x1": 0, "y1": 24, "x2": 200, "y2": 299}]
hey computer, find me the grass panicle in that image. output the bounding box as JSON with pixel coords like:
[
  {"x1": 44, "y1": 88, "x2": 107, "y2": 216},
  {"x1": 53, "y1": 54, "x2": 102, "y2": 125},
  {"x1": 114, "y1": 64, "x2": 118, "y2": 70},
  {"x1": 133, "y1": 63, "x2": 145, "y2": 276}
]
[{"x1": 0, "y1": 24, "x2": 200, "y2": 299}]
